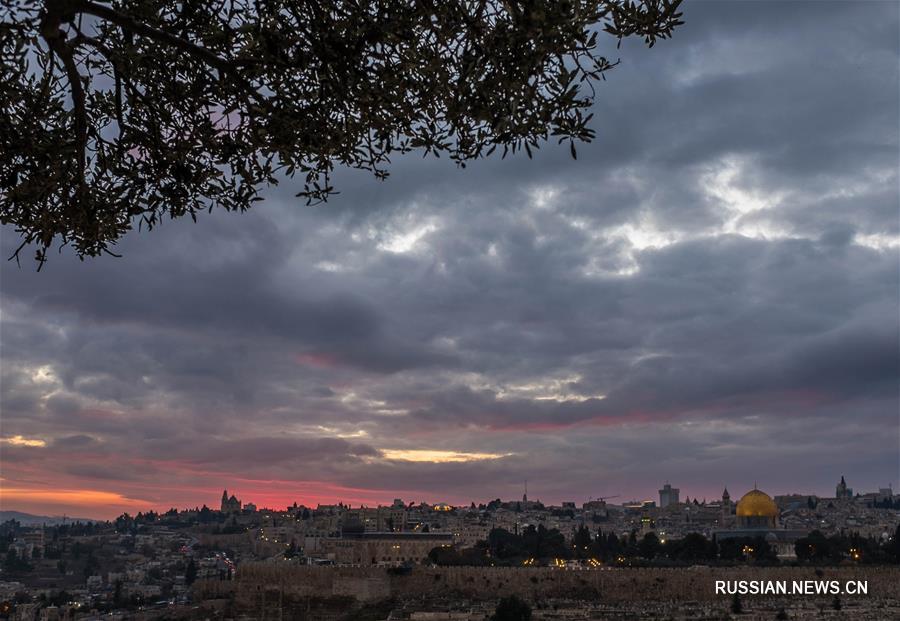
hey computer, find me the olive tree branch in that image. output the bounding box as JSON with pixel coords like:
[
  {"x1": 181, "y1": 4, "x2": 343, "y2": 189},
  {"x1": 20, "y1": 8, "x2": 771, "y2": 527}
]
[{"x1": 78, "y1": 0, "x2": 232, "y2": 71}]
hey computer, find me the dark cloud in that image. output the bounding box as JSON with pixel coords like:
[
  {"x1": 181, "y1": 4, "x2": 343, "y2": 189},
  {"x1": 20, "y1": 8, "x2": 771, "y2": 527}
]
[
  {"x1": 52, "y1": 435, "x2": 100, "y2": 449},
  {"x1": 185, "y1": 437, "x2": 380, "y2": 467},
  {"x1": 1, "y1": 1, "x2": 897, "y2": 516}
]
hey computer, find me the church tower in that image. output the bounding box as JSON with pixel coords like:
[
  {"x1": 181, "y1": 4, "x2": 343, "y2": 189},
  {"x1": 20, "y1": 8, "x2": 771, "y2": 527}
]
[
  {"x1": 721, "y1": 487, "x2": 732, "y2": 526},
  {"x1": 836, "y1": 475, "x2": 852, "y2": 499},
  {"x1": 220, "y1": 489, "x2": 241, "y2": 513}
]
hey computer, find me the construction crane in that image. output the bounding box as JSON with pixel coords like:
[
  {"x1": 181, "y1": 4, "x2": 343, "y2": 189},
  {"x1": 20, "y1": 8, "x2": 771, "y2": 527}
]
[{"x1": 588, "y1": 495, "x2": 620, "y2": 502}]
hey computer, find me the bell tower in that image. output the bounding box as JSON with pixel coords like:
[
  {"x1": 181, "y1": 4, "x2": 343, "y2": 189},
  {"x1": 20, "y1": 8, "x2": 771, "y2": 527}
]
[{"x1": 721, "y1": 487, "x2": 732, "y2": 525}]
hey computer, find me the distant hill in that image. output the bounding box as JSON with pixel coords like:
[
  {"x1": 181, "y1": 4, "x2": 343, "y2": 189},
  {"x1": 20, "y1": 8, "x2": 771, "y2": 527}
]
[{"x1": 0, "y1": 511, "x2": 101, "y2": 526}]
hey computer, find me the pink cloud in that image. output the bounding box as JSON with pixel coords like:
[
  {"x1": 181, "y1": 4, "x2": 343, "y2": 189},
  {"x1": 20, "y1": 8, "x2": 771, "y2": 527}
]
[{"x1": 293, "y1": 352, "x2": 340, "y2": 369}]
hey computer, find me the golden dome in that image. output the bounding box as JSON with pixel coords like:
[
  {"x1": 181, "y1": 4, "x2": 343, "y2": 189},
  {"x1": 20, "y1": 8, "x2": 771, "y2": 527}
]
[{"x1": 735, "y1": 489, "x2": 778, "y2": 518}]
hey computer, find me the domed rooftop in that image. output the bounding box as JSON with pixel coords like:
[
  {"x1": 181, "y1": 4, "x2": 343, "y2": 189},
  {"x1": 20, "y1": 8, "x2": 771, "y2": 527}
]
[{"x1": 736, "y1": 489, "x2": 778, "y2": 518}]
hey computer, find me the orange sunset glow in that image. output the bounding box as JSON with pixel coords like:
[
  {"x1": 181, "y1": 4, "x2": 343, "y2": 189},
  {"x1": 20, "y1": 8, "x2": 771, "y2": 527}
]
[{"x1": 0, "y1": 487, "x2": 149, "y2": 518}]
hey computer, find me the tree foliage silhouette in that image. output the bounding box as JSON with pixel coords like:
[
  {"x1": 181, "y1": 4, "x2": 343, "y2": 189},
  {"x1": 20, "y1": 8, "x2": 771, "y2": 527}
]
[
  {"x1": 1, "y1": 0, "x2": 683, "y2": 265},
  {"x1": 493, "y1": 595, "x2": 532, "y2": 621},
  {"x1": 730, "y1": 593, "x2": 742, "y2": 615}
]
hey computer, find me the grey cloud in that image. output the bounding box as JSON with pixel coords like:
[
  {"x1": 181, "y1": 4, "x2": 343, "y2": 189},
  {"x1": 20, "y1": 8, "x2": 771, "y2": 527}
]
[
  {"x1": 1, "y1": 0, "x2": 897, "y2": 506},
  {"x1": 185, "y1": 437, "x2": 380, "y2": 467}
]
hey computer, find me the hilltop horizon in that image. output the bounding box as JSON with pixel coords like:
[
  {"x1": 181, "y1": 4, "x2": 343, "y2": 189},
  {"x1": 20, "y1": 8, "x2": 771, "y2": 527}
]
[{"x1": 2, "y1": 473, "x2": 895, "y2": 522}]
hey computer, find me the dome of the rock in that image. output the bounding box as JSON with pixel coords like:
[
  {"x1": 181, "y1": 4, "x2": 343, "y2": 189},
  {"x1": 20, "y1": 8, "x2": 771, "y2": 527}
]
[{"x1": 736, "y1": 489, "x2": 778, "y2": 518}]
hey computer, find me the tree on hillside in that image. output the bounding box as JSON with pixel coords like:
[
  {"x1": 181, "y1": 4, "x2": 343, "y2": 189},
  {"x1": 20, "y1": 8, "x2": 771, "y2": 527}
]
[
  {"x1": 794, "y1": 530, "x2": 836, "y2": 563},
  {"x1": 493, "y1": 595, "x2": 532, "y2": 621},
  {"x1": 1, "y1": 0, "x2": 683, "y2": 266},
  {"x1": 572, "y1": 523, "x2": 592, "y2": 558},
  {"x1": 889, "y1": 523, "x2": 900, "y2": 563},
  {"x1": 638, "y1": 532, "x2": 661, "y2": 560},
  {"x1": 668, "y1": 532, "x2": 716, "y2": 563},
  {"x1": 521, "y1": 523, "x2": 568, "y2": 559},
  {"x1": 730, "y1": 593, "x2": 742, "y2": 615},
  {"x1": 185, "y1": 557, "x2": 197, "y2": 585}
]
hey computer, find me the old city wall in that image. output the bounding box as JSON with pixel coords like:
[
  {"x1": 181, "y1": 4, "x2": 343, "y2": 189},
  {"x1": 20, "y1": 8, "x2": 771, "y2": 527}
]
[{"x1": 220, "y1": 565, "x2": 900, "y2": 606}]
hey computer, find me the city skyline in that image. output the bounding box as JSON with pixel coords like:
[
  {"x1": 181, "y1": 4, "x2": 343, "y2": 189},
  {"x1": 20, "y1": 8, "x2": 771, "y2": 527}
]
[
  {"x1": 2, "y1": 1, "x2": 899, "y2": 522},
  {"x1": 1, "y1": 474, "x2": 896, "y2": 521}
]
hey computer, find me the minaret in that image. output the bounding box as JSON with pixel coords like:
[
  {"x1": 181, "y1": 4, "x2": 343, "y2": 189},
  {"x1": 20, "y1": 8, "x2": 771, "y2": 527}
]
[{"x1": 221, "y1": 490, "x2": 228, "y2": 512}]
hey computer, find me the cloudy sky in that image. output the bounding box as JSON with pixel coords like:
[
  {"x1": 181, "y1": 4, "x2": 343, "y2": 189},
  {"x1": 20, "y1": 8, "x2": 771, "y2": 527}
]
[{"x1": 1, "y1": 1, "x2": 898, "y2": 519}]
